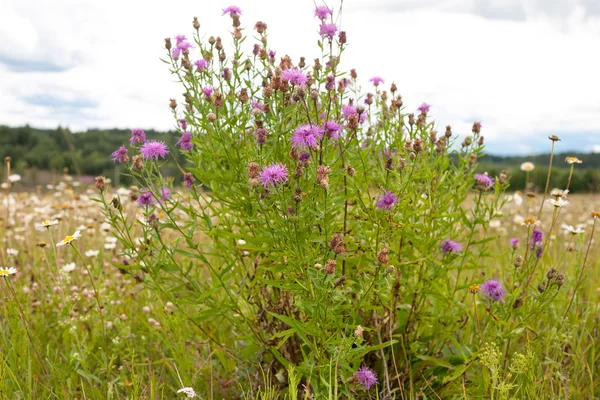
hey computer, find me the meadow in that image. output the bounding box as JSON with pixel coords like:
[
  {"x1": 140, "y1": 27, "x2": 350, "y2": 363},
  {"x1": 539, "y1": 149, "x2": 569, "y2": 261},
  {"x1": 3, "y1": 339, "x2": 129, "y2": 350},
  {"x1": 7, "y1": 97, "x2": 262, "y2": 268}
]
[{"x1": 1, "y1": 4, "x2": 600, "y2": 400}]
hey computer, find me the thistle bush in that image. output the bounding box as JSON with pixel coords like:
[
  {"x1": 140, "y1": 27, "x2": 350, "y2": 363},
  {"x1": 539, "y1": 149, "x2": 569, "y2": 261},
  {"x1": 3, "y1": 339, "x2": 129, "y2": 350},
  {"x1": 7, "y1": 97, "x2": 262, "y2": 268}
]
[{"x1": 97, "y1": 5, "x2": 595, "y2": 399}]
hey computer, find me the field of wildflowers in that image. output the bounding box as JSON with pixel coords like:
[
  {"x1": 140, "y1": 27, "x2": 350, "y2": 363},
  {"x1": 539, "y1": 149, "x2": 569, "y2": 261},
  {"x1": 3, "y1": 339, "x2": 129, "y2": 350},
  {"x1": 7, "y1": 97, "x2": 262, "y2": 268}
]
[{"x1": 1, "y1": 4, "x2": 600, "y2": 399}]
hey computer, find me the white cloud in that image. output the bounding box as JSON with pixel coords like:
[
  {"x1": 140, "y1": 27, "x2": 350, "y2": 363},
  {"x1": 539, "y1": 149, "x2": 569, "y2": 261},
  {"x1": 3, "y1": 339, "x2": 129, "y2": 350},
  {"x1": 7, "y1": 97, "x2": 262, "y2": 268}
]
[{"x1": 0, "y1": 0, "x2": 599, "y2": 154}]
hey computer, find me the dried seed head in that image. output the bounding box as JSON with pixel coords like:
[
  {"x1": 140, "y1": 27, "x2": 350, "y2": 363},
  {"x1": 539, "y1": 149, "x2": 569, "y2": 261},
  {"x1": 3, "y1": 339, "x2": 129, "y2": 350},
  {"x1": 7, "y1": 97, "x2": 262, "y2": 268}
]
[
  {"x1": 193, "y1": 17, "x2": 200, "y2": 30},
  {"x1": 207, "y1": 112, "x2": 217, "y2": 122},
  {"x1": 164, "y1": 38, "x2": 172, "y2": 50},
  {"x1": 334, "y1": 276, "x2": 346, "y2": 287},
  {"x1": 324, "y1": 259, "x2": 336, "y2": 274},
  {"x1": 346, "y1": 165, "x2": 355, "y2": 176},
  {"x1": 169, "y1": 98, "x2": 177, "y2": 109},
  {"x1": 132, "y1": 155, "x2": 144, "y2": 170},
  {"x1": 445, "y1": 125, "x2": 452, "y2": 138},
  {"x1": 208, "y1": 36, "x2": 216, "y2": 45},
  {"x1": 377, "y1": 248, "x2": 389, "y2": 264},
  {"x1": 248, "y1": 162, "x2": 260, "y2": 178},
  {"x1": 294, "y1": 187, "x2": 303, "y2": 202},
  {"x1": 350, "y1": 69, "x2": 357, "y2": 79},
  {"x1": 514, "y1": 255, "x2": 523, "y2": 268},
  {"x1": 254, "y1": 21, "x2": 267, "y2": 34},
  {"x1": 95, "y1": 176, "x2": 106, "y2": 192},
  {"x1": 548, "y1": 135, "x2": 560, "y2": 142}
]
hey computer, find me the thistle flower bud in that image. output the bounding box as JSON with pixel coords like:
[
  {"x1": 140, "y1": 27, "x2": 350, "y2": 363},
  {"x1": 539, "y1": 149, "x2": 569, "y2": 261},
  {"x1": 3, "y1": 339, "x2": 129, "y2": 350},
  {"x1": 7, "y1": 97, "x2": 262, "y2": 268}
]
[
  {"x1": 248, "y1": 162, "x2": 260, "y2": 179},
  {"x1": 346, "y1": 165, "x2": 355, "y2": 176},
  {"x1": 215, "y1": 37, "x2": 223, "y2": 51},
  {"x1": 469, "y1": 154, "x2": 477, "y2": 164},
  {"x1": 219, "y1": 51, "x2": 226, "y2": 62},
  {"x1": 390, "y1": 82, "x2": 397, "y2": 93},
  {"x1": 514, "y1": 255, "x2": 523, "y2": 268},
  {"x1": 330, "y1": 233, "x2": 346, "y2": 255},
  {"x1": 213, "y1": 91, "x2": 224, "y2": 107},
  {"x1": 314, "y1": 263, "x2": 323, "y2": 271},
  {"x1": 294, "y1": 187, "x2": 303, "y2": 202},
  {"x1": 132, "y1": 155, "x2": 144, "y2": 170},
  {"x1": 310, "y1": 89, "x2": 319, "y2": 101},
  {"x1": 208, "y1": 36, "x2": 216, "y2": 46},
  {"x1": 478, "y1": 136, "x2": 484, "y2": 146},
  {"x1": 233, "y1": 27, "x2": 243, "y2": 40},
  {"x1": 547, "y1": 267, "x2": 558, "y2": 281},
  {"x1": 316, "y1": 165, "x2": 331, "y2": 189},
  {"x1": 445, "y1": 125, "x2": 452, "y2": 138},
  {"x1": 238, "y1": 88, "x2": 249, "y2": 103},
  {"x1": 111, "y1": 196, "x2": 122, "y2": 211},
  {"x1": 164, "y1": 38, "x2": 172, "y2": 50},
  {"x1": 397, "y1": 158, "x2": 407, "y2": 170},
  {"x1": 193, "y1": 17, "x2": 200, "y2": 30},
  {"x1": 413, "y1": 139, "x2": 424, "y2": 153},
  {"x1": 556, "y1": 272, "x2": 565, "y2": 287},
  {"x1": 409, "y1": 152, "x2": 416, "y2": 160},
  {"x1": 350, "y1": 69, "x2": 357, "y2": 79},
  {"x1": 377, "y1": 248, "x2": 389, "y2": 264},
  {"x1": 472, "y1": 121, "x2": 482, "y2": 134},
  {"x1": 248, "y1": 178, "x2": 259, "y2": 187},
  {"x1": 513, "y1": 298, "x2": 523, "y2": 309},
  {"x1": 95, "y1": 176, "x2": 106, "y2": 192},
  {"x1": 207, "y1": 112, "x2": 217, "y2": 122},
  {"x1": 408, "y1": 113, "x2": 415, "y2": 126},
  {"x1": 169, "y1": 98, "x2": 177, "y2": 109},
  {"x1": 385, "y1": 265, "x2": 395, "y2": 274},
  {"x1": 324, "y1": 259, "x2": 336, "y2": 274},
  {"x1": 339, "y1": 31, "x2": 347, "y2": 44},
  {"x1": 298, "y1": 57, "x2": 306, "y2": 68},
  {"x1": 347, "y1": 114, "x2": 359, "y2": 131},
  {"x1": 232, "y1": 15, "x2": 241, "y2": 28},
  {"x1": 254, "y1": 21, "x2": 267, "y2": 34},
  {"x1": 129, "y1": 186, "x2": 139, "y2": 201}
]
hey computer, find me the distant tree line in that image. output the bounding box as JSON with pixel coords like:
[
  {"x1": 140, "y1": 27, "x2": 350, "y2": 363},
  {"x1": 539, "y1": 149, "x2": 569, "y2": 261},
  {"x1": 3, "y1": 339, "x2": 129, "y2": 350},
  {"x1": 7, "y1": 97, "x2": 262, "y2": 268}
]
[{"x1": 0, "y1": 125, "x2": 598, "y2": 192}]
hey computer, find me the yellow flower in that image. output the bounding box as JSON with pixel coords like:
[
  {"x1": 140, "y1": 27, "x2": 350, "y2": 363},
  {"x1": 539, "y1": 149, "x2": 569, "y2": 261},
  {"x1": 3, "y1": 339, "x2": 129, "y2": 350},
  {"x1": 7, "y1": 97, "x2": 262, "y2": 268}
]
[{"x1": 468, "y1": 284, "x2": 480, "y2": 294}]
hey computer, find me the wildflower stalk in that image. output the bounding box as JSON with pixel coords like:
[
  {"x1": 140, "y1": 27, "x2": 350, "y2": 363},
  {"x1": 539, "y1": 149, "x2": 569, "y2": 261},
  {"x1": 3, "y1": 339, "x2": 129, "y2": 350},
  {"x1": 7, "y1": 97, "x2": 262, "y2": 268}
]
[
  {"x1": 524, "y1": 206, "x2": 559, "y2": 293},
  {"x1": 564, "y1": 217, "x2": 597, "y2": 317},
  {"x1": 4, "y1": 156, "x2": 10, "y2": 227},
  {"x1": 536, "y1": 139, "x2": 556, "y2": 219}
]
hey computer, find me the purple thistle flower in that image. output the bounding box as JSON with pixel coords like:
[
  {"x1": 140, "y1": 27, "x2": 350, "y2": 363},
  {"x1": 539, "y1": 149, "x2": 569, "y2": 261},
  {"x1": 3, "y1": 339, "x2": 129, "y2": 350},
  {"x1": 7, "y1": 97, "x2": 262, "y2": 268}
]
[
  {"x1": 174, "y1": 35, "x2": 187, "y2": 45},
  {"x1": 160, "y1": 187, "x2": 171, "y2": 202},
  {"x1": 299, "y1": 152, "x2": 310, "y2": 163},
  {"x1": 222, "y1": 5, "x2": 241, "y2": 16},
  {"x1": 354, "y1": 366, "x2": 378, "y2": 390},
  {"x1": 475, "y1": 173, "x2": 494, "y2": 189},
  {"x1": 326, "y1": 75, "x2": 335, "y2": 91},
  {"x1": 536, "y1": 246, "x2": 544, "y2": 259},
  {"x1": 111, "y1": 145, "x2": 129, "y2": 163},
  {"x1": 129, "y1": 129, "x2": 146, "y2": 146},
  {"x1": 319, "y1": 23, "x2": 338, "y2": 39},
  {"x1": 369, "y1": 76, "x2": 384, "y2": 86},
  {"x1": 441, "y1": 239, "x2": 462, "y2": 254},
  {"x1": 314, "y1": 6, "x2": 332, "y2": 20},
  {"x1": 252, "y1": 100, "x2": 267, "y2": 113},
  {"x1": 183, "y1": 172, "x2": 194, "y2": 188},
  {"x1": 291, "y1": 124, "x2": 323, "y2": 149},
  {"x1": 282, "y1": 68, "x2": 308, "y2": 86},
  {"x1": 176, "y1": 41, "x2": 193, "y2": 55},
  {"x1": 177, "y1": 132, "x2": 193, "y2": 151},
  {"x1": 510, "y1": 238, "x2": 519, "y2": 249},
  {"x1": 323, "y1": 120, "x2": 341, "y2": 139},
  {"x1": 418, "y1": 102, "x2": 430, "y2": 113},
  {"x1": 480, "y1": 279, "x2": 506, "y2": 303},
  {"x1": 268, "y1": 50, "x2": 276, "y2": 63},
  {"x1": 171, "y1": 47, "x2": 182, "y2": 59},
  {"x1": 179, "y1": 118, "x2": 188, "y2": 130},
  {"x1": 531, "y1": 228, "x2": 543, "y2": 249},
  {"x1": 342, "y1": 104, "x2": 367, "y2": 123},
  {"x1": 140, "y1": 140, "x2": 169, "y2": 160},
  {"x1": 259, "y1": 163, "x2": 289, "y2": 189},
  {"x1": 376, "y1": 190, "x2": 398, "y2": 210},
  {"x1": 194, "y1": 59, "x2": 208, "y2": 71},
  {"x1": 203, "y1": 86, "x2": 213, "y2": 97},
  {"x1": 137, "y1": 192, "x2": 156, "y2": 206}
]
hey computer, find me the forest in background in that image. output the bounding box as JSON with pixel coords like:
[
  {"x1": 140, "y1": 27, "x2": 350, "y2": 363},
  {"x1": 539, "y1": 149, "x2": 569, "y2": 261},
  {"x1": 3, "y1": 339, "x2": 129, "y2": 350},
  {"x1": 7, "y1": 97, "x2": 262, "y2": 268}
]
[{"x1": 1, "y1": 124, "x2": 599, "y2": 191}]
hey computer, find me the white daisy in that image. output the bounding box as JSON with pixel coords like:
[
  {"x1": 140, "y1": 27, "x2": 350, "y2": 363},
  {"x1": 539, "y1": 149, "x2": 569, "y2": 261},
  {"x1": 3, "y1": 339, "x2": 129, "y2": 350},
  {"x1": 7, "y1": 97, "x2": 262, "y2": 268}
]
[
  {"x1": 6, "y1": 248, "x2": 18, "y2": 256},
  {"x1": 546, "y1": 198, "x2": 568, "y2": 208},
  {"x1": 62, "y1": 262, "x2": 76, "y2": 272},
  {"x1": 0, "y1": 267, "x2": 17, "y2": 277},
  {"x1": 56, "y1": 231, "x2": 82, "y2": 246},
  {"x1": 85, "y1": 250, "x2": 100, "y2": 258},
  {"x1": 520, "y1": 162, "x2": 535, "y2": 172},
  {"x1": 562, "y1": 224, "x2": 585, "y2": 235},
  {"x1": 177, "y1": 387, "x2": 197, "y2": 398},
  {"x1": 41, "y1": 219, "x2": 59, "y2": 228}
]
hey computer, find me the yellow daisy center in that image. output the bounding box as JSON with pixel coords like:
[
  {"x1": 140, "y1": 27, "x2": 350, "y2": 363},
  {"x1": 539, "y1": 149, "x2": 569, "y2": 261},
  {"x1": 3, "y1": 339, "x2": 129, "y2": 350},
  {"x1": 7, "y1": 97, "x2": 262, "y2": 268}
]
[
  {"x1": 0, "y1": 269, "x2": 9, "y2": 276},
  {"x1": 63, "y1": 235, "x2": 74, "y2": 243}
]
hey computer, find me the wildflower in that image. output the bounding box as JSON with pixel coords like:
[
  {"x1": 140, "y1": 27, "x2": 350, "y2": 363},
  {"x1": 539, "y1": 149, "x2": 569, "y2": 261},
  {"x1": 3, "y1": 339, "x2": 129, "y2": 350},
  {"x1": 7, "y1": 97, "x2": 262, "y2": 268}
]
[
  {"x1": 510, "y1": 238, "x2": 519, "y2": 249},
  {"x1": 129, "y1": 129, "x2": 146, "y2": 145},
  {"x1": 281, "y1": 68, "x2": 308, "y2": 87},
  {"x1": 177, "y1": 387, "x2": 197, "y2": 398},
  {"x1": 0, "y1": 267, "x2": 17, "y2": 277},
  {"x1": 441, "y1": 239, "x2": 462, "y2": 254},
  {"x1": 95, "y1": 176, "x2": 107, "y2": 191},
  {"x1": 562, "y1": 224, "x2": 584, "y2": 235},
  {"x1": 299, "y1": 152, "x2": 310, "y2": 163},
  {"x1": 376, "y1": 190, "x2": 398, "y2": 210},
  {"x1": 203, "y1": 86, "x2": 213, "y2": 97},
  {"x1": 137, "y1": 192, "x2": 156, "y2": 206},
  {"x1": 546, "y1": 198, "x2": 568, "y2": 208},
  {"x1": 56, "y1": 231, "x2": 82, "y2": 247},
  {"x1": 41, "y1": 220, "x2": 59, "y2": 228},
  {"x1": 489, "y1": 219, "x2": 501, "y2": 228},
  {"x1": 62, "y1": 262, "x2": 76, "y2": 272},
  {"x1": 355, "y1": 325, "x2": 364, "y2": 337},
  {"x1": 194, "y1": 59, "x2": 208, "y2": 72},
  {"x1": 259, "y1": 163, "x2": 289, "y2": 189},
  {"x1": 160, "y1": 187, "x2": 171, "y2": 202},
  {"x1": 323, "y1": 120, "x2": 341, "y2": 139},
  {"x1": 530, "y1": 228, "x2": 543, "y2": 248},
  {"x1": 85, "y1": 250, "x2": 100, "y2": 257},
  {"x1": 291, "y1": 124, "x2": 323, "y2": 149},
  {"x1": 480, "y1": 280, "x2": 506, "y2": 303},
  {"x1": 222, "y1": 6, "x2": 241, "y2": 17},
  {"x1": 314, "y1": 6, "x2": 332, "y2": 20},
  {"x1": 140, "y1": 140, "x2": 169, "y2": 160},
  {"x1": 316, "y1": 165, "x2": 331, "y2": 189},
  {"x1": 418, "y1": 103, "x2": 430, "y2": 113},
  {"x1": 520, "y1": 162, "x2": 535, "y2": 172},
  {"x1": 183, "y1": 172, "x2": 194, "y2": 188},
  {"x1": 468, "y1": 284, "x2": 480, "y2": 294},
  {"x1": 591, "y1": 211, "x2": 600, "y2": 219},
  {"x1": 548, "y1": 135, "x2": 560, "y2": 141},
  {"x1": 342, "y1": 104, "x2": 367, "y2": 123},
  {"x1": 174, "y1": 34, "x2": 187, "y2": 45},
  {"x1": 354, "y1": 366, "x2": 378, "y2": 389},
  {"x1": 111, "y1": 145, "x2": 129, "y2": 163},
  {"x1": 521, "y1": 217, "x2": 540, "y2": 227},
  {"x1": 319, "y1": 23, "x2": 338, "y2": 39},
  {"x1": 475, "y1": 173, "x2": 494, "y2": 189},
  {"x1": 8, "y1": 174, "x2": 21, "y2": 183},
  {"x1": 6, "y1": 248, "x2": 18, "y2": 256},
  {"x1": 369, "y1": 76, "x2": 384, "y2": 86},
  {"x1": 177, "y1": 132, "x2": 193, "y2": 151}
]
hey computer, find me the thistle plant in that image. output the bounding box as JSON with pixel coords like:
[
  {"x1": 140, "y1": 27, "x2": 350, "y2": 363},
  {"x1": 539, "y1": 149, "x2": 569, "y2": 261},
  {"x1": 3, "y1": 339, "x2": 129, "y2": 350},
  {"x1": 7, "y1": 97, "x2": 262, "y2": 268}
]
[{"x1": 97, "y1": 4, "x2": 596, "y2": 398}]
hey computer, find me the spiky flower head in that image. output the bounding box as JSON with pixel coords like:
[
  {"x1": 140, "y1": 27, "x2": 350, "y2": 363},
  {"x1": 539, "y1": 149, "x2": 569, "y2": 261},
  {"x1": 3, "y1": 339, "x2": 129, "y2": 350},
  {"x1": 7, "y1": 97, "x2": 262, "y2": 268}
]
[
  {"x1": 129, "y1": 129, "x2": 147, "y2": 145},
  {"x1": 259, "y1": 163, "x2": 289, "y2": 189},
  {"x1": 354, "y1": 366, "x2": 378, "y2": 389},
  {"x1": 314, "y1": 6, "x2": 332, "y2": 20},
  {"x1": 369, "y1": 76, "x2": 384, "y2": 86},
  {"x1": 281, "y1": 68, "x2": 308, "y2": 87},
  {"x1": 140, "y1": 141, "x2": 169, "y2": 160},
  {"x1": 376, "y1": 190, "x2": 398, "y2": 210},
  {"x1": 480, "y1": 279, "x2": 506, "y2": 303},
  {"x1": 222, "y1": 6, "x2": 241, "y2": 16},
  {"x1": 111, "y1": 146, "x2": 129, "y2": 163},
  {"x1": 441, "y1": 239, "x2": 462, "y2": 254}
]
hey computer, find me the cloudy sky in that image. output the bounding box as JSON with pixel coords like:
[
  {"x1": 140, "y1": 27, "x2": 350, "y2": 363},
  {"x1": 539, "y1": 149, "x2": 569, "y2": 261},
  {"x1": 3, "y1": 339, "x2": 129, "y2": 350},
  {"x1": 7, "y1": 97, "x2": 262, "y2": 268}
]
[{"x1": 1, "y1": 0, "x2": 599, "y2": 155}]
